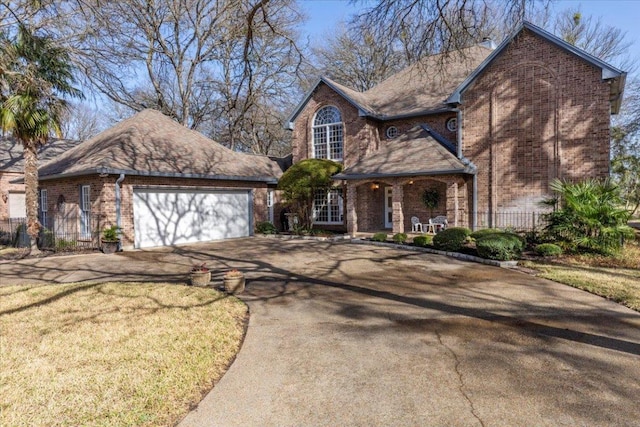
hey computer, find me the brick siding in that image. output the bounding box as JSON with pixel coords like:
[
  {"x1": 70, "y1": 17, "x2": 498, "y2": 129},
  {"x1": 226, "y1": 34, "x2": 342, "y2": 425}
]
[
  {"x1": 291, "y1": 28, "x2": 613, "y2": 232},
  {"x1": 40, "y1": 175, "x2": 269, "y2": 249}
]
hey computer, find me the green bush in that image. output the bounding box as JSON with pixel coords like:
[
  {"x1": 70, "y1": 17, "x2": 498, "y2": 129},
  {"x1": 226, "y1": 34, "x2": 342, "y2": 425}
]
[
  {"x1": 393, "y1": 233, "x2": 407, "y2": 243},
  {"x1": 470, "y1": 228, "x2": 503, "y2": 240},
  {"x1": 535, "y1": 243, "x2": 563, "y2": 257},
  {"x1": 372, "y1": 232, "x2": 388, "y2": 242},
  {"x1": 476, "y1": 232, "x2": 524, "y2": 261},
  {"x1": 102, "y1": 225, "x2": 121, "y2": 241},
  {"x1": 432, "y1": 227, "x2": 471, "y2": 251},
  {"x1": 413, "y1": 234, "x2": 433, "y2": 247},
  {"x1": 256, "y1": 221, "x2": 277, "y2": 234}
]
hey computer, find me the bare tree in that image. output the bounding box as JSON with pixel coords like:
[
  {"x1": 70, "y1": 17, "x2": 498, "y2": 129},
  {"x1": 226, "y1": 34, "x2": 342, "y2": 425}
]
[
  {"x1": 37, "y1": 0, "x2": 305, "y2": 155},
  {"x1": 312, "y1": 23, "x2": 406, "y2": 91},
  {"x1": 554, "y1": 7, "x2": 635, "y2": 71},
  {"x1": 59, "y1": 101, "x2": 106, "y2": 141}
]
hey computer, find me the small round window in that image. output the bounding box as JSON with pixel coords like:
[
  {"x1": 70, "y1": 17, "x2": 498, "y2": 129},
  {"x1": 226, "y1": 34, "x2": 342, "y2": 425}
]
[
  {"x1": 446, "y1": 117, "x2": 457, "y2": 132},
  {"x1": 386, "y1": 126, "x2": 399, "y2": 139}
]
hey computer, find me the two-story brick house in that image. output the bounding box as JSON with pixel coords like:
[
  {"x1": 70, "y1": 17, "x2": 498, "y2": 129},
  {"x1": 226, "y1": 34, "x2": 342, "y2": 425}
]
[{"x1": 287, "y1": 21, "x2": 626, "y2": 235}]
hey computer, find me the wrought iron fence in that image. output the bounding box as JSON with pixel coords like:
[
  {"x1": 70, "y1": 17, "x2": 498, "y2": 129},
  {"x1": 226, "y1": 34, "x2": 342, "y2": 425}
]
[
  {"x1": 0, "y1": 218, "x2": 29, "y2": 247},
  {"x1": 475, "y1": 211, "x2": 549, "y2": 231},
  {"x1": 0, "y1": 214, "x2": 101, "y2": 252}
]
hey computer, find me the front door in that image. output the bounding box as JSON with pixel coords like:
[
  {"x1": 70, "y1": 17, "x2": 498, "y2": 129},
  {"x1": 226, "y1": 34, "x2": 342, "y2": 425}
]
[{"x1": 384, "y1": 187, "x2": 393, "y2": 228}]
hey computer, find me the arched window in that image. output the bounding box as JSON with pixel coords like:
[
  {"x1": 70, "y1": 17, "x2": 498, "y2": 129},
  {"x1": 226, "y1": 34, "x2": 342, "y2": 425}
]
[{"x1": 312, "y1": 106, "x2": 343, "y2": 161}]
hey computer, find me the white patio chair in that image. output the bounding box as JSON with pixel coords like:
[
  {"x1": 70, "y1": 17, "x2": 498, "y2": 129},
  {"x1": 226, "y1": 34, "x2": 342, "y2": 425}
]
[
  {"x1": 410, "y1": 216, "x2": 423, "y2": 232},
  {"x1": 428, "y1": 216, "x2": 448, "y2": 233}
]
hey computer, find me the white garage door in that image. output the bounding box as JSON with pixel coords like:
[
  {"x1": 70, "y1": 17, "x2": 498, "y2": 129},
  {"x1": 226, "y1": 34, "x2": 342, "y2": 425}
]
[{"x1": 133, "y1": 188, "x2": 252, "y2": 249}]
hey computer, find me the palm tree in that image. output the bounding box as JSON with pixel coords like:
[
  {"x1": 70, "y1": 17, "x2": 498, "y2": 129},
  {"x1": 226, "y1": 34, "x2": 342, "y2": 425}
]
[
  {"x1": 541, "y1": 178, "x2": 635, "y2": 254},
  {"x1": 0, "y1": 24, "x2": 82, "y2": 253}
]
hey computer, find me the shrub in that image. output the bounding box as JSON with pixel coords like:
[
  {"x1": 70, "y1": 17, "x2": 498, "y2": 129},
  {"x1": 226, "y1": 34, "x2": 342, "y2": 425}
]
[
  {"x1": 413, "y1": 234, "x2": 433, "y2": 247},
  {"x1": 542, "y1": 178, "x2": 634, "y2": 254},
  {"x1": 393, "y1": 233, "x2": 407, "y2": 243},
  {"x1": 256, "y1": 221, "x2": 277, "y2": 234},
  {"x1": 102, "y1": 225, "x2": 121, "y2": 241},
  {"x1": 432, "y1": 227, "x2": 471, "y2": 251},
  {"x1": 372, "y1": 232, "x2": 388, "y2": 242},
  {"x1": 470, "y1": 228, "x2": 503, "y2": 240},
  {"x1": 476, "y1": 232, "x2": 524, "y2": 261},
  {"x1": 535, "y1": 243, "x2": 563, "y2": 257}
]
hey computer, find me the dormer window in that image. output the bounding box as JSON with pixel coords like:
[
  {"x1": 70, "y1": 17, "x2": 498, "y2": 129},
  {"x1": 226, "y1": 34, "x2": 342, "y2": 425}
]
[{"x1": 313, "y1": 106, "x2": 343, "y2": 161}]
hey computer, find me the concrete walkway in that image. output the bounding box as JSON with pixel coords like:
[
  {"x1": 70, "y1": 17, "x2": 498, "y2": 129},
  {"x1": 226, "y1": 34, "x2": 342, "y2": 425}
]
[{"x1": 2, "y1": 238, "x2": 639, "y2": 426}]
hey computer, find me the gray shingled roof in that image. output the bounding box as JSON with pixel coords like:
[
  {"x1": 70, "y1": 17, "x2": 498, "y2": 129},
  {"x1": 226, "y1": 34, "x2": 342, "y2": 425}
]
[
  {"x1": 0, "y1": 137, "x2": 83, "y2": 172},
  {"x1": 288, "y1": 45, "x2": 492, "y2": 125},
  {"x1": 360, "y1": 45, "x2": 492, "y2": 118},
  {"x1": 334, "y1": 125, "x2": 475, "y2": 180},
  {"x1": 38, "y1": 109, "x2": 282, "y2": 183},
  {"x1": 289, "y1": 21, "x2": 627, "y2": 124}
]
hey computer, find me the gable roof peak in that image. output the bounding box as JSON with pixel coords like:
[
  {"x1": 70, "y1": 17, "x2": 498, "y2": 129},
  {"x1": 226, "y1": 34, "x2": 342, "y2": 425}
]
[{"x1": 446, "y1": 20, "x2": 626, "y2": 113}]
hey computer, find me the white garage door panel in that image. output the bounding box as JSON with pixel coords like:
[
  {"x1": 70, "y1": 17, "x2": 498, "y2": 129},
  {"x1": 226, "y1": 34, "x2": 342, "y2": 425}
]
[{"x1": 133, "y1": 189, "x2": 251, "y2": 248}]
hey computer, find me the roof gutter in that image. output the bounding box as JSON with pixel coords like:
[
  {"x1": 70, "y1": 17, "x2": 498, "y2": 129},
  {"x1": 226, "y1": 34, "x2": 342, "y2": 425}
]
[
  {"x1": 38, "y1": 167, "x2": 280, "y2": 185},
  {"x1": 333, "y1": 167, "x2": 476, "y2": 181}
]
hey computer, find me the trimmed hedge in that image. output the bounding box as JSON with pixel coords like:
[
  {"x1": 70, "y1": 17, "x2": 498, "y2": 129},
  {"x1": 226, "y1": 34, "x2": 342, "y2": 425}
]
[
  {"x1": 413, "y1": 234, "x2": 433, "y2": 247},
  {"x1": 372, "y1": 232, "x2": 388, "y2": 242},
  {"x1": 476, "y1": 232, "x2": 524, "y2": 261},
  {"x1": 256, "y1": 221, "x2": 277, "y2": 234},
  {"x1": 393, "y1": 233, "x2": 408, "y2": 243},
  {"x1": 535, "y1": 243, "x2": 563, "y2": 257},
  {"x1": 470, "y1": 228, "x2": 503, "y2": 240},
  {"x1": 432, "y1": 227, "x2": 471, "y2": 251}
]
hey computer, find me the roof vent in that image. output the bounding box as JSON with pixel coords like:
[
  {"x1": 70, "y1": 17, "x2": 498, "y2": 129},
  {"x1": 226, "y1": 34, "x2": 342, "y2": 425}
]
[{"x1": 479, "y1": 37, "x2": 496, "y2": 50}]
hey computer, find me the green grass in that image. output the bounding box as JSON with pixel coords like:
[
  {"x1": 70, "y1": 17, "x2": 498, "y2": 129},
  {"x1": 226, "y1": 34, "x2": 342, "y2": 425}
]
[
  {"x1": 0, "y1": 282, "x2": 247, "y2": 427},
  {"x1": 521, "y1": 241, "x2": 640, "y2": 312}
]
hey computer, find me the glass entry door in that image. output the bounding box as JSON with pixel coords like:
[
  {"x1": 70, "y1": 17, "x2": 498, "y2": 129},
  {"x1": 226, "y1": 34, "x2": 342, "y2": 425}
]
[{"x1": 384, "y1": 187, "x2": 393, "y2": 228}]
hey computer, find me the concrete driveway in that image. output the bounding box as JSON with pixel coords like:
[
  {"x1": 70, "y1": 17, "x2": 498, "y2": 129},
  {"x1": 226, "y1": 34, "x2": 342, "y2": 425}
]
[{"x1": 2, "y1": 238, "x2": 639, "y2": 426}]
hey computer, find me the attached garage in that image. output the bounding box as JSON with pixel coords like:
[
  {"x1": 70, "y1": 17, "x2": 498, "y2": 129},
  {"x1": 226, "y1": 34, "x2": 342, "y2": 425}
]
[
  {"x1": 133, "y1": 188, "x2": 253, "y2": 249},
  {"x1": 37, "y1": 109, "x2": 283, "y2": 250}
]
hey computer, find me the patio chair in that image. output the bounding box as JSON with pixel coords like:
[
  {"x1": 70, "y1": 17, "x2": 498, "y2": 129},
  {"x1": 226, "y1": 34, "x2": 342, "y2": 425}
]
[
  {"x1": 428, "y1": 216, "x2": 448, "y2": 233},
  {"x1": 410, "y1": 216, "x2": 423, "y2": 232}
]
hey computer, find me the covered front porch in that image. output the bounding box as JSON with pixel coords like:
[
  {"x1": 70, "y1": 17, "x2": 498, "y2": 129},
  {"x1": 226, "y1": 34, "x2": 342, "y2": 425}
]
[
  {"x1": 332, "y1": 124, "x2": 477, "y2": 236},
  {"x1": 343, "y1": 174, "x2": 471, "y2": 235}
]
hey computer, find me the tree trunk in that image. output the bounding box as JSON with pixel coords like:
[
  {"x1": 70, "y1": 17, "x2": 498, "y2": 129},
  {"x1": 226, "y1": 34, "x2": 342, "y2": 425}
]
[{"x1": 23, "y1": 141, "x2": 41, "y2": 255}]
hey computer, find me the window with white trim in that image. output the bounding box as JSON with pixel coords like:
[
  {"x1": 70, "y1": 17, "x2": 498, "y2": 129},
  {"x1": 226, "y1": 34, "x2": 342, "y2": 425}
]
[
  {"x1": 312, "y1": 106, "x2": 343, "y2": 161},
  {"x1": 80, "y1": 185, "x2": 91, "y2": 239},
  {"x1": 39, "y1": 189, "x2": 48, "y2": 227},
  {"x1": 313, "y1": 188, "x2": 343, "y2": 224}
]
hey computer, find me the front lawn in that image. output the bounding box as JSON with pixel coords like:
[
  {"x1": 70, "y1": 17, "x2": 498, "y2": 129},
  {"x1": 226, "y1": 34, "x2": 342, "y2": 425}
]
[
  {"x1": 521, "y1": 242, "x2": 640, "y2": 312},
  {"x1": 0, "y1": 282, "x2": 247, "y2": 427}
]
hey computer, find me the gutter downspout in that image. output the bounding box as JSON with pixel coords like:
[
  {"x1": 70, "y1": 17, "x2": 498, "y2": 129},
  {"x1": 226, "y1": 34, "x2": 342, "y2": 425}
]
[
  {"x1": 454, "y1": 108, "x2": 463, "y2": 159},
  {"x1": 115, "y1": 174, "x2": 125, "y2": 250},
  {"x1": 453, "y1": 107, "x2": 476, "y2": 230}
]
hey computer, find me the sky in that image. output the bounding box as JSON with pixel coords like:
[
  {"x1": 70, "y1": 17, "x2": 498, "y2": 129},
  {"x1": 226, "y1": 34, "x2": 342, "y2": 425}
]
[{"x1": 298, "y1": 0, "x2": 640, "y2": 72}]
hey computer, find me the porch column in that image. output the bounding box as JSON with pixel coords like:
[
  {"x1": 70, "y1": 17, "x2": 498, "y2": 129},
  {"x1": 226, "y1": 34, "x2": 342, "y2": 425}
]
[
  {"x1": 392, "y1": 182, "x2": 404, "y2": 233},
  {"x1": 446, "y1": 180, "x2": 459, "y2": 227},
  {"x1": 346, "y1": 182, "x2": 358, "y2": 236}
]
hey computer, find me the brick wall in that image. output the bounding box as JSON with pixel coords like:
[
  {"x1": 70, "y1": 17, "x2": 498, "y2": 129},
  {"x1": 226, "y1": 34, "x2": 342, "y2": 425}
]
[
  {"x1": 462, "y1": 29, "x2": 611, "y2": 217},
  {"x1": 291, "y1": 83, "x2": 377, "y2": 168},
  {"x1": 40, "y1": 174, "x2": 269, "y2": 249}
]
